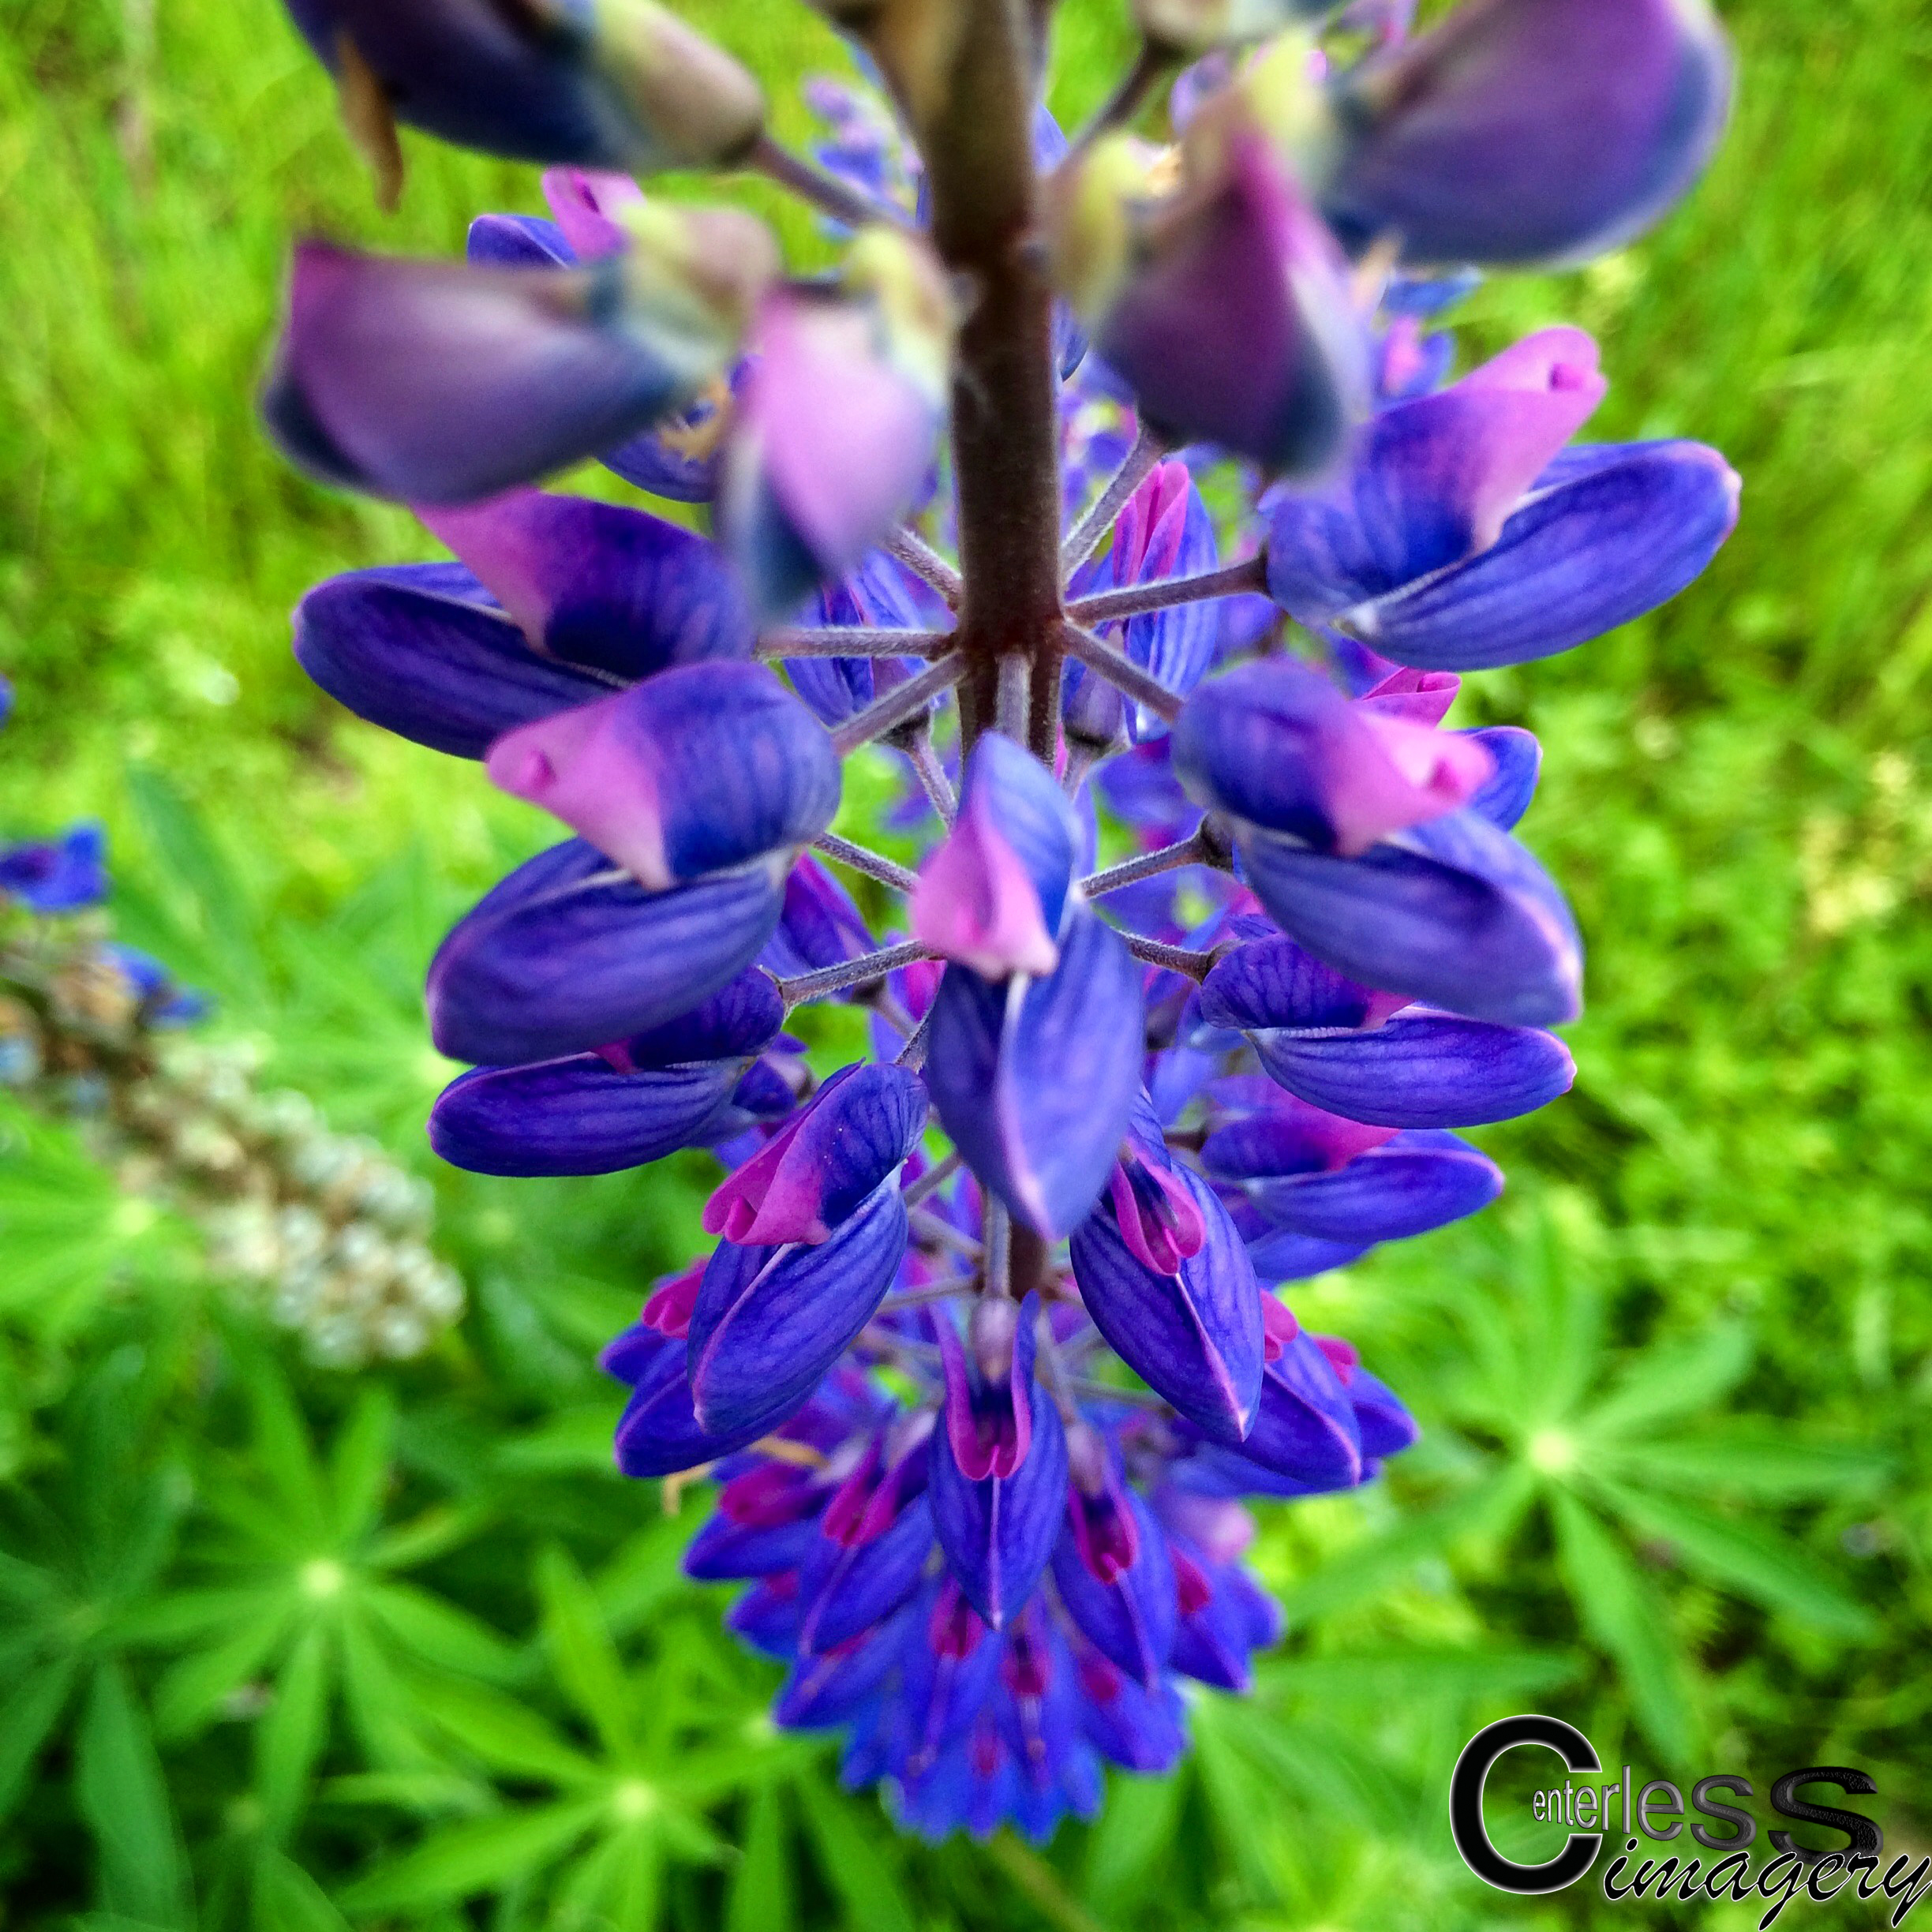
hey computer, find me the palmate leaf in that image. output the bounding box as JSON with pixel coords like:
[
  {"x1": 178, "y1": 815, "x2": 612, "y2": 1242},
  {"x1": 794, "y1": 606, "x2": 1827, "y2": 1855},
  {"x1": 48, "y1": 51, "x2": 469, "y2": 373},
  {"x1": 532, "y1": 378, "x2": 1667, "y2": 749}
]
[
  {"x1": 337, "y1": 1796, "x2": 608, "y2": 1914},
  {"x1": 252, "y1": 1848, "x2": 358, "y2": 1932},
  {"x1": 1589, "y1": 1479, "x2": 1877, "y2": 1638},
  {"x1": 551, "y1": 1823, "x2": 664, "y2": 1930},
  {"x1": 75, "y1": 1662, "x2": 192, "y2": 1930},
  {"x1": 327, "y1": 1387, "x2": 397, "y2": 1547},
  {"x1": 1548, "y1": 1489, "x2": 1694, "y2": 1765},
  {"x1": 359, "y1": 1578, "x2": 523, "y2": 1683},
  {"x1": 149, "y1": 1596, "x2": 294, "y2": 1739}
]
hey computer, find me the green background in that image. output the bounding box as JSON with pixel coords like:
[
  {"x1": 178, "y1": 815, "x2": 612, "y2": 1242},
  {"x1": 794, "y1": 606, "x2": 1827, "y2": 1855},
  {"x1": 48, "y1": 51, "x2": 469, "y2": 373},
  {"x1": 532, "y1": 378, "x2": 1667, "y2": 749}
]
[{"x1": 1, "y1": 0, "x2": 1928, "y2": 1924}]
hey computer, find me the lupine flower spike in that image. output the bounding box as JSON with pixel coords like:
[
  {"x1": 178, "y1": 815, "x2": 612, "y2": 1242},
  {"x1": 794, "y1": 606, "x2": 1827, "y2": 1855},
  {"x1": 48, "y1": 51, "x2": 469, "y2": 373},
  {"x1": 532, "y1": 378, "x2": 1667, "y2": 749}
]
[{"x1": 263, "y1": 0, "x2": 1735, "y2": 1844}]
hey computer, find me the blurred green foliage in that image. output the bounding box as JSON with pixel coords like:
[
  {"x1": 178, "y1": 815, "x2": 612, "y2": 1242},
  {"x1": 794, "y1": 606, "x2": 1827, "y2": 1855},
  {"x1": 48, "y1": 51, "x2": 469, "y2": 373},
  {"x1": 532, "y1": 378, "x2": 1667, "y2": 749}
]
[{"x1": 2, "y1": 0, "x2": 1930, "y2": 1924}]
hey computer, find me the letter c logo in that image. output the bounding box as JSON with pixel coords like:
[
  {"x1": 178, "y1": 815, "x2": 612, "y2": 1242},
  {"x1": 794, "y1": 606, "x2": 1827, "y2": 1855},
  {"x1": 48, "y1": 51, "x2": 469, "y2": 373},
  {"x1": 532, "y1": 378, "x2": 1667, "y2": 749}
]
[{"x1": 1450, "y1": 1714, "x2": 1603, "y2": 1894}]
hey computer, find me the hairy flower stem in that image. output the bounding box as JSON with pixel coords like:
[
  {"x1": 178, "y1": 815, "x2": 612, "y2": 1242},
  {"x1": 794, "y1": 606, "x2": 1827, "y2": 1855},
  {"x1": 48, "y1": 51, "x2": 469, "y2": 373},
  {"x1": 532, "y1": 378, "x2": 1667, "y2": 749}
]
[
  {"x1": 747, "y1": 131, "x2": 911, "y2": 233},
  {"x1": 775, "y1": 938, "x2": 933, "y2": 1005},
  {"x1": 922, "y1": 0, "x2": 1065, "y2": 762},
  {"x1": 1061, "y1": 423, "x2": 1165, "y2": 578}
]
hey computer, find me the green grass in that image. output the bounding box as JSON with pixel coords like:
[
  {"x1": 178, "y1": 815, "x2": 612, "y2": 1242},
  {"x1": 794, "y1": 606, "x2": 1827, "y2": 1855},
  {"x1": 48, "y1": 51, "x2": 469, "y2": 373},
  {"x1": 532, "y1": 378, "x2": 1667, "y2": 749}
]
[{"x1": 0, "y1": 0, "x2": 1929, "y2": 1926}]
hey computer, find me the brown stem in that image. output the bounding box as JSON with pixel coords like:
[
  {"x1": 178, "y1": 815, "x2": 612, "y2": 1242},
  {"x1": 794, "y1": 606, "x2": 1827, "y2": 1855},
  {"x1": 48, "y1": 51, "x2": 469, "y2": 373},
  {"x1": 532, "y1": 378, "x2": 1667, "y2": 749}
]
[{"x1": 920, "y1": 0, "x2": 1065, "y2": 762}]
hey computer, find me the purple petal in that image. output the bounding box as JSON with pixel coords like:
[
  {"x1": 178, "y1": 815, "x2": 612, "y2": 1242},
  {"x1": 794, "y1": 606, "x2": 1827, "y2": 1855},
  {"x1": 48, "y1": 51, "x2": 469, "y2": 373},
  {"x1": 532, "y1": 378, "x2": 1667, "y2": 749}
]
[
  {"x1": 1266, "y1": 327, "x2": 1605, "y2": 613},
  {"x1": 1250, "y1": 1010, "x2": 1574, "y2": 1127},
  {"x1": 925, "y1": 912, "x2": 1144, "y2": 1238},
  {"x1": 1167, "y1": 1540, "x2": 1284, "y2": 1690},
  {"x1": 1321, "y1": 0, "x2": 1732, "y2": 265},
  {"x1": 1173, "y1": 661, "x2": 1483, "y2": 856},
  {"x1": 1347, "y1": 440, "x2": 1741, "y2": 670},
  {"x1": 286, "y1": 0, "x2": 766, "y2": 173},
  {"x1": 1093, "y1": 129, "x2": 1366, "y2": 474},
  {"x1": 485, "y1": 662, "x2": 839, "y2": 890},
  {"x1": 1231, "y1": 1330, "x2": 1364, "y2": 1488},
  {"x1": 776, "y1": 1608, "x2": 914, "y2": 1728},
  {"x1": 417, "y1": 489, "x2": 753, "y2": 680},
  {"x1": 1050, "y1": 1488, "x2": 1178, "y2": 1690},
  {"x1": 1236, "y1": 806, "x2": 1583, "y2": 1026},
  {"x1": 466, "y1": 212, "x2": 571, "y2": 268},
  {"x1": 1347, "y1": 1365, "x2": 1420, "y2": 1458},
  {"x1": 912, "y1": 736, "x2": 1079, "y2": 978},
  {"x1": 797, "y1": 1496, "x2": 936, "y2": 1653},
  {"x1": 1462, "y1": 724, "x2": 1541, "y2": 829},
  {"x1": 1073, "y1": 1649, "x2": 1188, "y2": 1773},
  {"x1": 758, "y1": 853, "x2": 877, "y2": 983},
  {"x1": 293, "y1": 563, "x2": 608, "y2": 757},
  {"x1": 1069, "y1": 1167, "x2": 1264, "y2": 1445},
  {"x1": 1239, "y1": 1129, "x2": 1503, "y2": 1242},
  {"x1": 427, "y1": 838, "x2": 783, "y2": 1065},
  {"x1": 686, "y1": 1181, "x2": 909, "y2": 1440},
  {"x1": 782, "y1": 549, "x2": 936, "y2": 724},
  {"x1": 263, "y1": 242, "x2": 702, "y2": 504},
  {"x1": 683, "y1": 1511, "x2": 824, "y2": 1581},
  {"x1": 927, "y1": 1305, "x2": 1069, "y2": 1628},
  {"x1": 703, "y1": 1062, "x2": 927, "y2": 1246},
  {"x1": 723, "y1": 263, "x2": 947, "y2": 618},
  {"x1": 1199, "y1": 933, "x2": 1387, "y2": 1032},
  {"x1": 429, "y1": 1054, "x2": 747, "y2": 1176},
  {"x1": 611, "y1": 1338, "x2": 771, "y2": 1478}
]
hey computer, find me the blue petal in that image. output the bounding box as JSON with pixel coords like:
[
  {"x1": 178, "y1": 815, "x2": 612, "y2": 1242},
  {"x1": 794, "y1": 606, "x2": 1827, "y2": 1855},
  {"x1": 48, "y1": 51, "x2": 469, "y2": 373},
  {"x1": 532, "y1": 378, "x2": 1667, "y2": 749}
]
[
  {"x1": 1242, "y1": 1130, "x2": 1503, "y2": 1242},
  {"x1": 796, "y1": 1497, "x2": 936, "y2": 1654},
  {"x1": 1237, "y1": 807, "x2": 1582, "y2": 1027},
  {"x1": 1462, "y1": 725, "x2": 1541, "y2": 829},
  {"x1": 928, "y1": 1329, "x2": 1069, "y2": 1629},
  {"x1": 925, "y1": 912, "x2": 1144, "y2": 1239},
  {"x1": 293, "y1": 566, "x2": 605, "y2": 758},
  {"x1": 427, "y1": 839, "x2": 784, "y2": 1065},
  {"x1": 1251, "y1": 1011, "x2": 1574, "y2": 1127},
  {"x1": 429, "y1": 1054, "x2": 747, "y2": 1176},
  {"x1": 611, "y1": 1339, "x2": 769, "y2": 1478},
  {"x1": 686, "y1": 1181, "x2": 908, "y2": 1440},
  {"x1": 1350, "y1": 441, "x2": 1740, "y2": 669},
  {"x1": 1050, "y1": 1492, "x2": 1178, "y2": 1690},
  {"x1": 1068, "y1": 1168, "x2": 1264, "y2": 1445}
]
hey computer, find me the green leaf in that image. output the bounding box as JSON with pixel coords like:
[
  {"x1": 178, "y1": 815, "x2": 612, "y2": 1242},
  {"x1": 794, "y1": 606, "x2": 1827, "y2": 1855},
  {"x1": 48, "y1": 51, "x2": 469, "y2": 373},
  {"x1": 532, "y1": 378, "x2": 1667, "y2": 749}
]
[
  {"x1": 258, "y1": 1623, "x2": 332, "y2": 1842},
  {"x1": 1083, "y1": 1772, "x2": 1182, "y2": 1922},
  {"x1": 152, "y1": 1598, "x2": 294, "y2": 1740},
  {"x1": 253, "y1": 1848, "x2": 356, "y2": 1932},
  {"x1": 328, "y1": 1387, "x2": 395, "y2": 1546},
  {"x1": 243, "y1": 1361, "x2": 331, "y2": 1547},
  {"x1": 1582, "y1": 1324, "x2": 1754, "y2": 1441},
  {"x1": 0, "y1": 1653, "x2": 78, "y2": 1823},
  {"x1": 553, "y1": 1825, "x2": 664, "y2": 1931},
  {"x1": 1607, "y1": 1428, "x2": 1895, "y2": 1500},
  {"x1": 536, "y1": 1544, "x2": 635, "y2": 1760},
  {"x1": 726, "y1": 1785, "x2": 796, "y2": 1932},
  {"x1": 1548, "y1": 1490, "x2": 1694, "y2": 1765},
  {"x1": 597, "y1": 1514, "x2": 707, "y2": 1642},
  {"x1": 338, "y1": 1798, "x2": 606, "y2": 1913},
  {"x1": 361, "y1": 1579, "x2": 522, "y2": 1682},
  {"x1": 364, "y1": 1503, "x2": 492, "y2": 1573},
  {"x1": 75, "y1": 1663, "x2": 190, "y2": 1930},
  {"x1": 125, "y1": 764, "x2": 268, "y2": 1004},
  {"x1": 409, "y1": 1675, "x2": 600, "y2": 1785},
  {"x1": 1592, "y1": 1481, "x2": 1877, "y2": 1638},
  {"x1": 1254, "y1": 1646, "x2": 1578, "y2": 1704},
  {"x1": 795, "y1": 1779, "x2": 914, "y2": 1932},
  {"x1": 1273, "y1": 1467, "x2": 1534, "y2": 1623}
]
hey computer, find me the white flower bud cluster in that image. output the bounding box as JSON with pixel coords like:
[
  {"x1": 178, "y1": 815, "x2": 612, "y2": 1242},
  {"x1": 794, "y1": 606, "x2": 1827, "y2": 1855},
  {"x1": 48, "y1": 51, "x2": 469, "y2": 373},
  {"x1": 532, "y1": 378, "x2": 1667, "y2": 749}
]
[{"x1": 0, "y1": 944, "x2": 464, "y2": 1367}]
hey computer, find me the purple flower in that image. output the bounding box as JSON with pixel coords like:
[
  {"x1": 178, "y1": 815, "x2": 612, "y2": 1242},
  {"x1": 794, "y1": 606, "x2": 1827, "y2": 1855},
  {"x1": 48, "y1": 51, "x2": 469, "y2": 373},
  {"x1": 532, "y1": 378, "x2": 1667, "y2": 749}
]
[
  {"x1": 257, "y1": 2, "x2": 1737, "y2": 1842},
  {"x1": 0, "y1": 823, "x2": 109, "y2": 915}
]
